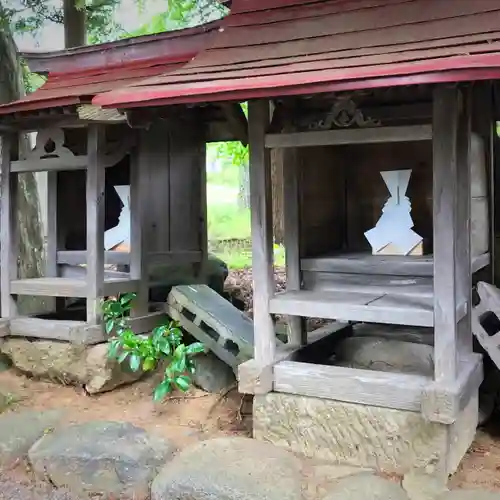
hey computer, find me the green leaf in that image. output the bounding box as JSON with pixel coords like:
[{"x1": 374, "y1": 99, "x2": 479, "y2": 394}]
[
  {"x1": 129, "y1": 354, "x2": 141, "y2": 372},
  {"x1": 143, "y1": 357, "x2": 156, "y2": 371},
  {"x1": 153, "y1": 381, "x2": 172, "y2": 401},
  {"x1": 108, "y1": 339, "x2": 120, "y2": 359},
  {"x1": 118, "y1": 351, "x2": 129, "y2": 364},
  {"x1": 186, "y1": 342, "x2": 205, "y2": 355},
  {"x1": 105, "y1": 320, "x2": 115, "y2": 334},
  {"x1": 174, "y1": 375, "x2": 191, "y2": 392}
]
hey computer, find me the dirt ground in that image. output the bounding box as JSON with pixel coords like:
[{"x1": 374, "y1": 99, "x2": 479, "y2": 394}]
[{"x1": 0, "y1": 268, "x2": 499, "y2": 495}]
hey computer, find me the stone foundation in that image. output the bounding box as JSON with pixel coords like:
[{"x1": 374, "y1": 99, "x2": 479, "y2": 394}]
[{"x1": 253, "y1": 392, "x2": 478, "y2": 476}]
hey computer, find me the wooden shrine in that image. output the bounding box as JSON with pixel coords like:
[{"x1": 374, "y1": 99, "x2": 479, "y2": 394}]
[
  {"x1": 0, "y1": 25, "x2": 244, "y2": 343},
  {"x1": 91, "y1": 0, "x2": 500, "y2": 478}
]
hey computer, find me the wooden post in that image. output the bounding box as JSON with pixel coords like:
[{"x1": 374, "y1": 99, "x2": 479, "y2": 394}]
[
  {"x1": 130, "y1": 139, "x2": 148, "y2": 316},
  {"x1": 432, "y1": 85, "x2": 472, "y2": 385},
  {"x1": 283, "y1": 147, "x2": 306, "y2": 346},
  {"x1": 86, "y1": 125, "x2": 105, "y2": 324},
  {"x1": 0, "y1": 133, "x2": 18, "y2": 317},
  {"x1": 249, "y1": 100, "x2": 275, "y2": 391}
]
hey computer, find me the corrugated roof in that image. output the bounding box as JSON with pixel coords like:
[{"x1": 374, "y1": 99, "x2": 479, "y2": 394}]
[
  {"x1": 0, "y1": 22, "x2": 219, "y2": 116},
  {"x1": 93, "y1": 0, "x2": 500, "y2": 108}
]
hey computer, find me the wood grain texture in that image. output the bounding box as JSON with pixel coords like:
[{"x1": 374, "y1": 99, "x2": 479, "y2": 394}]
[
  {"x1": 86, "y1": 124, "x2": 106, "y2": 324},
  {"x1": 129, "y1": 141, "x2": 148, "y2": 316},
  {"x1": 270, "y1": 290, "x2": 434, "y2": 327},
  {"x1": 266, "y1": 125, "x2": 432, "y2": 149},
  {"x1": 0, "y1": 133, "x2": 18, "y2": 317},
  {"x1": 432, "y1": 86, "x2": 462, "y2": 384},
  {"x1": 274, "y1": 360, "x2": 430, "y2": 411},
  {"x1": 249, "y1": 100, "x2": 276, "y2": 383},
  {"x1": 282, "y1": 146, "x2": 305, "y2": 346}
]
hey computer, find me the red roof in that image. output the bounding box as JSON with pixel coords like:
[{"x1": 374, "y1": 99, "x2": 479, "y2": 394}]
[
  {"x1": 0, "y1": 22, "x2": 219, "y2": 116},
  {"x1": 93, "y1": 0, "x2": 500, "y2": 108}
]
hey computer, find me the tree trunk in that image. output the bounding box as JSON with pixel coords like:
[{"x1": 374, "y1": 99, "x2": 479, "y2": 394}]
[
  {"x1": 63, "y1": 0, "x2": 87, "y2": 47},
  {"x1": 0, "y1": 25, "x2": 46, "y2": 314}
]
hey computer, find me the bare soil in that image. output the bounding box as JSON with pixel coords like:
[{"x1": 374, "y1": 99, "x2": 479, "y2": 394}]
[{"x1": 0, "y1": 269, "x2": 499, "y2": 496}]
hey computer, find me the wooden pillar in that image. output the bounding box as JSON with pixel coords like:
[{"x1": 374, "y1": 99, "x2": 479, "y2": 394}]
[
  {"x1": 249, "y1": 100, "x2": 276, "y2": 387},
  {"x1": 283, "y1": 147, "x2": 306, "y2": 346},
  {"x1": 86, "y1": 125, "x2": 105, "y2": 324},
  {"x1": 432, "y1": 85, "x2": 472, "y2": 386},
  {"x1": 130, "y1": 139, "x2": 148, "y2": 316},
  {"x1": 0, "y1": 133, "x2": 18, "y2": 317}
]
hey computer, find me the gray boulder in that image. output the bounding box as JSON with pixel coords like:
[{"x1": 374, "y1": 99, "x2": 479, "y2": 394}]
[
  {"x1": 1, "y1": 339, "x2": 144, "y2": 394},
  {"x1": 29, "y1": 421, "x2": 174, "y2": 499},
  {"x1": 437, "y1": 492, "x2": 500, "y2": 500},
  {"x1": 192, "y1": 352, "x2": 236, "y2": 393},
  {"x1": 335, "y1": 336, "x2": 434, "y2": 376},
  {"x1": 0, "y1": 410, "x2": 63, "y2": 467},
  {"x1": 151, "y1": 437, "x2": 302, "y2": 500},
  {"x1": 324, "y1": 474, "x2": 410, "y2": 500}
]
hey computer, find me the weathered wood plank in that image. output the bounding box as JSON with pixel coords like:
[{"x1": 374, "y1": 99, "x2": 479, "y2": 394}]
[
  {"x1": 86, "y1": 124, "x2": 106, "y2": 324},
  {"x1": 129, "y1": 142, "x2": 148, "y2": 316},
  {"x1": 274, "y1": 360, "x2": 430, "y2": 412},
  {"x1": 11, "y1": 155, "x2": 87, "y2": 173},
  {"x1": 102, "y1": 278, "x2": 140, "y2": 297},
  {"x1": 266, "y1": 125, "x2": 432, "y2": 149},
  {"x1": 0, "y1": 133, "x2": 18, "y2": 317},
  {"x1": 83, "y1": 311, "x2": 169, "y2": 344},
  {"x1": 9, "y1": 317, "x2": 86, "y2": 342},
  {"x1": 302, "y1": 252, "x2": 490, "y2": 276},
  {"x1": 46, "y1": 172, "x2": 58, "y2": 278},
  {"x1": 456, "y1": 87, "x2": 473, "y2": 357},
  {"x1": 421, "y1": 354, "x2": 483, "y2": 424},
  {"x1": 0, "y1": 319, "x2": 10, "y2": 337},
  {"x1": 270, "y1": 290, "x2": 434, "y2": 327},
  {"x1": 283, "y1": 146, "x2": 305, "y2": 346},
  {"x1": 432, "y1": 86, "x2": 461, "y2": 384},
  {"x1": 302, "y1": 271, "x2": 434, "y2": 298},
  {"x1": 249, "y1": 100, "x2": 276, "y2": 390},
  {"x1": 56, "y1": 250, "x2": 202, "y2": 266},
  {"x1": 11, "y1": 277, "x2": 87, "y2": 297}
]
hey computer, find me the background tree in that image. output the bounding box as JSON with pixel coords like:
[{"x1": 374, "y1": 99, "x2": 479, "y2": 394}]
[{"x1": 0, "y1": 3, "x2": 46, "y2": 313}]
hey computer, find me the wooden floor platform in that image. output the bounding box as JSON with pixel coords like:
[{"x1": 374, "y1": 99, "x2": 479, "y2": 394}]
[
  {"x1": 10, "y1": 277, "x2": 139, "y2": 298},
  {"x1": 270, "y1": 290, "x2": 440, "y2": 327},
  {"x1": 301, "y1": 251, "x2": 490, "y2": 276}
]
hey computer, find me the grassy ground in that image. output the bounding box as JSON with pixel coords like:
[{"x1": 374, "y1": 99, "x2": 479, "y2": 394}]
[{"x1": 206, "y1": 160, "x2": 284, "y2": 270}]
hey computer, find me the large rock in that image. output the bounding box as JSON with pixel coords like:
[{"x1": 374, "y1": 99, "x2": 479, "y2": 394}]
[
  {"x1": 151, "y1": 437, "x2": 302, "y2": 500},
  {"x1": 323, "y1": 475, "x2": 410, "y2": 500},
  {"x1": 1, "y1": 339, "x2": 143, "y2": 394},
  {"x1": 335, "y1": 336, "x2": 434, "y2": 376},
  {"x1": 192, "y1": 352, "x2": 236, "y2": 393},
  {"x1": 29, "y1": 421, "x2": 174, "y2": 499},
  {"x1": 0, "y1": 410, "x2": 63, "y2": 466},
  {"x1": 149, "y1": 254, "x2": 228, "y2": 302}
]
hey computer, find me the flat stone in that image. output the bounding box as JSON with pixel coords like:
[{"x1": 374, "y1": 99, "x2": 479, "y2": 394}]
[
  {"x1": 29, "y1": 421, "x2": 174, "y2": 499},
  {"x1": 438, "y1": 492, "x2": 500, "y2": 500},
  {"x1": 335, "y1": 336, "x2": 434, "y2": 376},
  {"x1": 151, "y1": 437, "x2": 302, "y2": 500},
  {"x1": 324, "y1": 475, "x2": 410, "y2": 500},
  {"x1": 0, "y1": 410, "x2": 63, "y2": 467},
  {"x1": 1, "y1": 339, "x2": 144, "y2": 394},
  {"x1": 192, "y1": 351, "x2": 236, "y2": 393}
]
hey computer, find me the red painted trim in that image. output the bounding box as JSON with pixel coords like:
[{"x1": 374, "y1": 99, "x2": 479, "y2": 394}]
[
  {"x1": 0, "y1": 96, "x2": 82, "y2": 116},
  {"x1": 96, "y1": 68, "x2": 500, "y2": 109}
]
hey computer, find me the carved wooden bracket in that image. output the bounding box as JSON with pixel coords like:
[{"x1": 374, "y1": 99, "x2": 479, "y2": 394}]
[
  {"x1": 308, "y1": 96, "x2": 381, "y2": 130},
  {"x1": 26, "y1": 128, "x2": 76, "y2": 161}
]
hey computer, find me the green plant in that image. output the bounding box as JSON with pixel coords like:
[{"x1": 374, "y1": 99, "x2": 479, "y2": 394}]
[{"x1": 102, "y1": 293, "x2": 205, "y2": 401}]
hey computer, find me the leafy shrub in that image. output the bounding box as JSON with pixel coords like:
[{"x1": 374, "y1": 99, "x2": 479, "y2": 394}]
[{"x1": 102, "y1": 293, "x2": 205, "y2": 401}]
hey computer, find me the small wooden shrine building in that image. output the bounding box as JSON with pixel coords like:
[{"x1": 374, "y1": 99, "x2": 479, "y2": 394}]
[
  {"x1": 93, "y1": 0, "x2": 500, "y2": 479},
  {"x1": 0, "y1": 22, "x2": 246, "y2": 343}
]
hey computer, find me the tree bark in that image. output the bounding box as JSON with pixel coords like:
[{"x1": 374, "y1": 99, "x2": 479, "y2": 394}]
[
  {"x1": 63, "y1": 0, "x2": 87, "y2": 47},
  {"x1": 0, "y1": 24, "x2": 46, "y2": 314}
]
